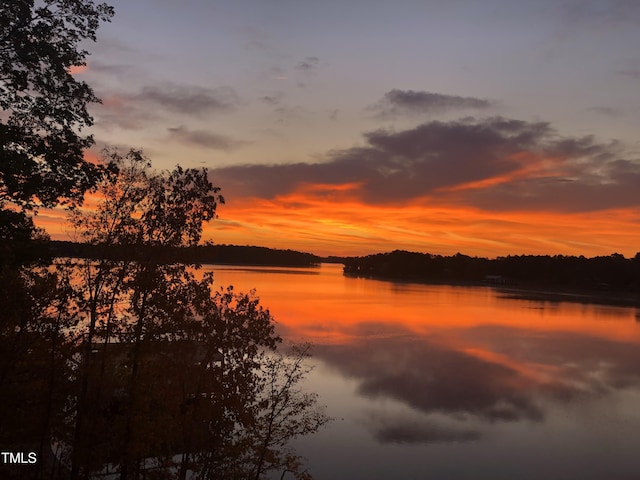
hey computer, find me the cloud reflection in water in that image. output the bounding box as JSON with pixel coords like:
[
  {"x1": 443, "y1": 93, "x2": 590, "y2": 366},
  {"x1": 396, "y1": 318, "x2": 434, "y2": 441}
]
[{"x1": 314, "y1": 327, "x2": 640, "y2": 445}]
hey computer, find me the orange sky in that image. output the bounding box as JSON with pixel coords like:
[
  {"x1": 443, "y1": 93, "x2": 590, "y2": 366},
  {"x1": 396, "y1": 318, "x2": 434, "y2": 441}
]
[
  {"x1": 37, "y1": 180, "x2": 640, "y2": 258},
  {"x1": 209, "y1": 193, "x2": 640, "y2": 258},
  {"x1": 29, "y1": 0, "x2": 640, "y2": 260}
]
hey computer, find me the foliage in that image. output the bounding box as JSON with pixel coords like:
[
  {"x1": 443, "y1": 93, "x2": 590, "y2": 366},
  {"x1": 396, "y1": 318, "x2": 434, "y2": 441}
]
[
  {"x1": 0, "y1": 0, "x2": 114, "y2": 209},
  {"x1": 345, "y1": 250, "x2": 640, "y2": 294},
  {"x1": 54, "y1": 151, "x2": 327, "y2": 480},
  {"x1": 47, "y1": 240, "x2": 322, "y2": 267},
  {"x1": 0, "y1": 3, "x2": 328, "y2": 477}
]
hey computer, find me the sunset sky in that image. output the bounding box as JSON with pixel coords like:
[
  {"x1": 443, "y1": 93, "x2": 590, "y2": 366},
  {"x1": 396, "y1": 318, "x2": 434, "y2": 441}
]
[{"x1": 39, "y1": 0, "x2": 640, "y2": 257}]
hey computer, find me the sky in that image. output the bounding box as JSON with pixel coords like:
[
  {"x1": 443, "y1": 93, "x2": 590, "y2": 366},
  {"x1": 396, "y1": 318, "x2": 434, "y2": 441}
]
[{"x1": 38, "y1": 0, "x2": 640, "y2": 257}]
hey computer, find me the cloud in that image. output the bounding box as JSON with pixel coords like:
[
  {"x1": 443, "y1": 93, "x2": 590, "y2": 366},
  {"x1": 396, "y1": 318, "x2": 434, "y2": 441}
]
[
  {"x1": 273, "y1": 105, "x2": 306, "y2": 125},
  {"x1": 369, "y1": 89, "x2": 493, "y2": 119},
  {"x1": 259, "y1": 92, "x2": 284, "y2": 106},
  {"x1": 295, "y1": 56, "x2": 320, "y2": 75},
  {"x1": 93, "y1": 94, "x2": 156, "y2": 131},
  {"x1": 89, "y1": 60, "x2": 138, "y2": 77},
  {"x1": 463, "y1": 325, "x2": 640, "y2": 392},
  {"x1": 93, "y1": 83, "x2": 242, "y2": 131},
  {"x1": 587, "y1": 106, "x2": 622, "y2": 117},
  {"x1": 166, "y1": 126, "x2": 249, "y2": 151},
  {"x1": 365, "y1": 412, "x2": 481, "y2": 445},
  {"x1": 315, "y1": 337, "x2": 547, "y2": 423},
  {"x1": 210, "y1": 116, "x2": 640, "y2": 213},
  {"x1": 135, "y1": 84, "x2": 241, "y2": 115},
  {"x1": 314, "y1": 327, "x2": 640, "y2": 426}
]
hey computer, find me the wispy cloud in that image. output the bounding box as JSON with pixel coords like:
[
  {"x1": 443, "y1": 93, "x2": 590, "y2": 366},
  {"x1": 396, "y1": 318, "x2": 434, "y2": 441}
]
[
  {"x1": 259, "y1": 92, "x2": 285, "y2": 106},
  {"x1": 273, "y1": 105, "x2": 306, "y2": 125},
  {"x1": 369, "y1": 89, "x2": 494, "y2": 119},
  {"x1": 365, "y1": 411, "x2": 481, "y2": 445},
  {"x1": 167, "y1": 126, "x2": 249, "y2": 151},
  {"x1": 587, "y1": 106, "x2": 622, "y2": 117},
  {"x1": 295, "y1": 56, "x2": 320, "y2": 75},
  {"x1": 93, "y1": 94, "x2": 156, "y2": 131},
  {"x1": 135, "y1": 84, "x2": 241, "y2": 115}
]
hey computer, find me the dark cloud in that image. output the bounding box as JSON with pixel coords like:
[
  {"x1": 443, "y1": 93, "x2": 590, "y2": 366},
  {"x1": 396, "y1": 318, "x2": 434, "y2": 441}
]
[
  {"x1": 135, "y1": 84, "x2": 240, "y2": 115},
  {"x1": 210, "y1": 116, "x2": 640, "y2": 212},
  {"x1": 315, "y1": 337, "x2": 547, "y2": 422},
  {"x1": 211, "y1": 117, "x2": 542, "y2": 199},
  {"x1": 463, "y1": 156, "x2": 640, "y2": 212},
  {"x1": 369, "y1": 89, "x2": 493, "y2": 119},
  {"x1": 313, "y1": 327, "x2": 640, "y2": 426},
  {"x1": 166, "y1": 126, "x2": 249, "y2": 151},
  {"x1": 365, "y1": 412, "x2": 481, "y2": 445}
]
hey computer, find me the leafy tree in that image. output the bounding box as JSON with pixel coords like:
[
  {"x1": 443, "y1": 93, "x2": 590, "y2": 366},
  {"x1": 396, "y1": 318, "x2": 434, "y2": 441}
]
[
  {"x1": 60, "y1": 151, "x2": 327, "y2": 479},
  {"x1": 0, "y1": 0, "x2": 114, "y2": 210},
  {"x1": 1, "y1": 4, "x2": 113, "y2": 459},
  {"x1": 0, "y1": 258, "x2": 79, "y2": 480},
  {"x1": 251, "y1": 343, "x2": 329, "y2": 480}
]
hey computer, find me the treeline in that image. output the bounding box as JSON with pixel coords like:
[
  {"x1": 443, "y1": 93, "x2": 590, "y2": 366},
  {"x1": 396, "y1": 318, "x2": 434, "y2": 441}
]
[
  {"x1": 48, "y1": 240, "x2": 320, "y2": 267},
  {"x1": 344, "y1": 250, "x2": 640, "y2": 292}
]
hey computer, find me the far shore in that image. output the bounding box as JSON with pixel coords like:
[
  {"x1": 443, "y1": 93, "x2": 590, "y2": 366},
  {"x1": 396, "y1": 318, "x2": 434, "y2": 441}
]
[{"x1": 344, "y1": 272, "x2": 640, "y2": 309}]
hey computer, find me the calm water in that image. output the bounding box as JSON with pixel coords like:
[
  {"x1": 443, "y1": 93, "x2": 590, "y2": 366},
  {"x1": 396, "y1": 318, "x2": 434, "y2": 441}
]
[{"x1": 206, "y1": 263, "x2": 640, "y2": 480}]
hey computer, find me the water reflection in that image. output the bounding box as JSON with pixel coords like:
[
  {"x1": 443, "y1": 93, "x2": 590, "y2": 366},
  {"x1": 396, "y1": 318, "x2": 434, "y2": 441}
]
[
  {"x1": 209, "y1": 264, "x2": 640, "y2": 479},
  {"x1": 316, "y1": 335, "x2": 548, "y2": 424},
  {"x1": 313, "y1": 326, "x2": 640, "y2": 442}
]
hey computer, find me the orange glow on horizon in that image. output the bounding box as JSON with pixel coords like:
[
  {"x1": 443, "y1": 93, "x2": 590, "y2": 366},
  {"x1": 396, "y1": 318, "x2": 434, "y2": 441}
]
[
  {"x1": 34, "y1": 180, "x2": 640, "y2": 259},
  {"x1": 204, "y1": 184, "x2": 640, "y2": 258}
]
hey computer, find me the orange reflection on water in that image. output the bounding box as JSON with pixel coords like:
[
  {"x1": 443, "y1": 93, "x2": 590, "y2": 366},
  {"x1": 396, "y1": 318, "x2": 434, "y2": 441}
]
[
  {"x1": 208, "y1": 264, "x2": 640, "y2": 479},
  {"x1": 207, "y1": 264, "x2": 640, "y2": 347}
]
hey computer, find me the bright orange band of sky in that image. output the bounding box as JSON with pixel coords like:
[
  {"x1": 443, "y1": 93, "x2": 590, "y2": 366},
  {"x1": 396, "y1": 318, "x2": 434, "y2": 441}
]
[{"x1": 36, "y1": 180, "x2": 640, "y2": 259}]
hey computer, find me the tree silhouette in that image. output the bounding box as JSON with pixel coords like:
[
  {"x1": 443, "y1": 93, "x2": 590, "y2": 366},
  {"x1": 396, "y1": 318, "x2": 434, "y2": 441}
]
[
  {"x1": 1, "y1": 4, "x2": 328, "y2": 477},
  {"x1": 1, "y1": 4, "x2": 113, "y2": 461},
  {"x1": 56, "y1": 151, "x2": 328, "y2": 480},
  {"x1": 1, "y1": 0, "x2": 113, "y2": 210}
]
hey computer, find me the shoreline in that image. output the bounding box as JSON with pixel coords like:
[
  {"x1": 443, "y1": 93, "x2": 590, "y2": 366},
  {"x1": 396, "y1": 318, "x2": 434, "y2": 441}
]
[{"x1": 344, "y1": 272, "x2": 640, "y2": 309}]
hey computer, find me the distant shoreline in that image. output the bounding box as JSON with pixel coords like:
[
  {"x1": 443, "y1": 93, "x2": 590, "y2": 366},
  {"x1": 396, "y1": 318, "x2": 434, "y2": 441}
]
[
  {"x1": 47, "y1": 240, "x2": 321, "y2": 268},
  {"x1": 342, "y1": 250, "x2": 640, "y2": 309},
  {"x1": 344, "y1": 271, "x2": 640, "y2": 309}
]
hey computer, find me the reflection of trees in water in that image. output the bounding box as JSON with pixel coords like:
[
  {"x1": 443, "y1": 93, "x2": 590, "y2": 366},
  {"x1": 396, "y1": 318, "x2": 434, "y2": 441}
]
[{"x1": 0, "y1": 151, "x2": 328, "y2": 480}]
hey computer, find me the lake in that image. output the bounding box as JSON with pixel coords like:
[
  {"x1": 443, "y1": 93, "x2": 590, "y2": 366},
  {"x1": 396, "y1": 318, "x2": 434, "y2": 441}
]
[{"x1": 206, "y1": 263, "x2": 640, "y2": 480}]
